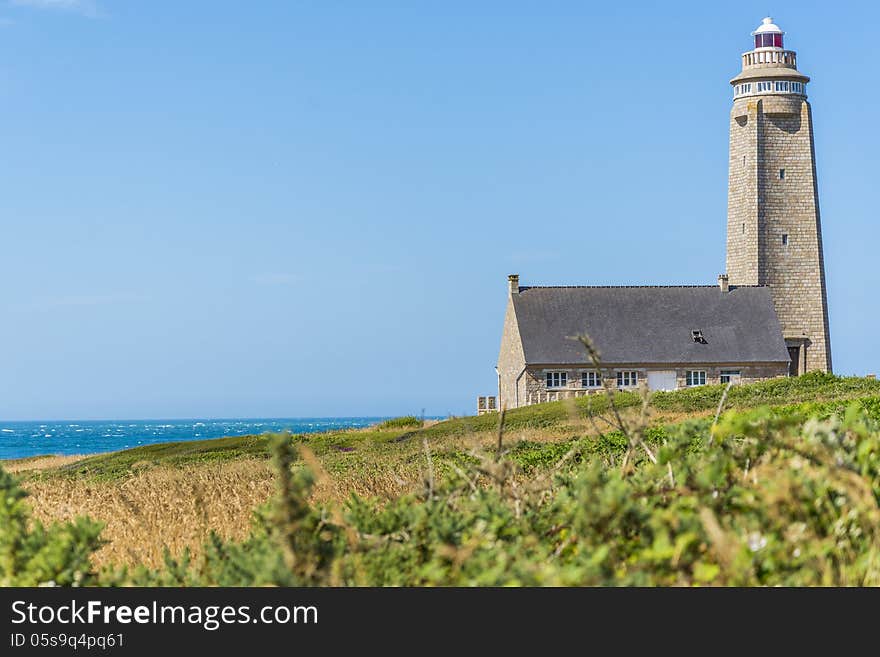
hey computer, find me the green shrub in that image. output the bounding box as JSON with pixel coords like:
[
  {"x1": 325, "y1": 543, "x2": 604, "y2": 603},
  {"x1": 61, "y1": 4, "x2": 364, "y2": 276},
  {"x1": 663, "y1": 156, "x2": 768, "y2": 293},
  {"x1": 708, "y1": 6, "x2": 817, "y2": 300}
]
[
  {"x1": 378, "y1": 416, "x2": 423, "y2": 429},
  {"x1": 0, "y1": 467, "x2": 103, "y2": 586},
  {"x1": 651, "y1": 372, "x2": 880, "y2": 413}
]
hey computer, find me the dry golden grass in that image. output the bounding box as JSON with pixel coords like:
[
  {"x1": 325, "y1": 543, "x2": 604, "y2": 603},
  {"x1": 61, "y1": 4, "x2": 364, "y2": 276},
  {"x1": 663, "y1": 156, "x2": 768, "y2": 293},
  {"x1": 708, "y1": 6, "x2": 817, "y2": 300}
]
[
  {"x1": 5, "y1": 454, "x2": 88, "y2": 474},
  {"x1": 20, "y1": 455, "x2": 429, "y2": 570},
  {"x1": 23, "y1": 459, "x2": 276, "y2": 569}
]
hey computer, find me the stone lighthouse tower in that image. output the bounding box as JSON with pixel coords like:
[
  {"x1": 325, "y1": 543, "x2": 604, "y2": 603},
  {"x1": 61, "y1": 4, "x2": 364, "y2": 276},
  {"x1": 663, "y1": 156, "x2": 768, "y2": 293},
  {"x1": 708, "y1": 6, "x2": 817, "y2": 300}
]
[{"x1": 726, "y1": 17, "x2": 832, "y2": 374}]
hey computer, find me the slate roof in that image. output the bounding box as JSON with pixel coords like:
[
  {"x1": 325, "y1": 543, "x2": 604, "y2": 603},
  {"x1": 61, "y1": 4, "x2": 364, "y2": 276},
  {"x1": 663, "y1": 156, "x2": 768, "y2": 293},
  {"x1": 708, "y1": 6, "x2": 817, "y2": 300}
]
[{"x1": 512, "y1": 285, "x2": 790, "y2": 365}]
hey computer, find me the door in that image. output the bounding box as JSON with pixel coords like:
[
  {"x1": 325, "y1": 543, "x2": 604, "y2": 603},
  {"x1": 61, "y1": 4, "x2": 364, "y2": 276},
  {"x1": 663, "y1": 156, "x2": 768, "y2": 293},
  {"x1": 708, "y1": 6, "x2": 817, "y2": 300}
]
[
  {"x1": 787, "y1": 346, "x2": 800, "y2": 377},
  {"x1": 647, "y1": 370, "x2": 677, "y2": 392}
]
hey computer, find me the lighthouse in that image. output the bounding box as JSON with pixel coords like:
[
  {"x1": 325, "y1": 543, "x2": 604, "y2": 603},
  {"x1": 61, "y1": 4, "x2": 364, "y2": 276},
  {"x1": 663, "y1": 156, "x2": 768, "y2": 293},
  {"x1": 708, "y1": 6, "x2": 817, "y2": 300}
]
[{"x1": 725, "y1": 17, "x2": 832, "y2": 374}]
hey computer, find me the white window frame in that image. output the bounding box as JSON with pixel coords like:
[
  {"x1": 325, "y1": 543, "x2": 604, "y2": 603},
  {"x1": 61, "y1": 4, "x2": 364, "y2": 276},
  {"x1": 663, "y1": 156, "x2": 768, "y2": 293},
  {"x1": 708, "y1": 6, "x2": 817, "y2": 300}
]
[
  {"x1": 720, "y1": 370, "x2": 742, "y2": 385},
  {"x1": 581, "y1": 371, "x2": 602, "y2": 388},
  {"x1": 545, "y1": 371, "x2": 567, "y2": 389},
  {"x1": 616, "y1": 371, "x2": 639, "y2": 388},
  {"x1": 746, "y1": 80, "x2": 805, "y2": 97},
  {"x1": 686, "y1": 370, "x2": 707, "y2": 387}
]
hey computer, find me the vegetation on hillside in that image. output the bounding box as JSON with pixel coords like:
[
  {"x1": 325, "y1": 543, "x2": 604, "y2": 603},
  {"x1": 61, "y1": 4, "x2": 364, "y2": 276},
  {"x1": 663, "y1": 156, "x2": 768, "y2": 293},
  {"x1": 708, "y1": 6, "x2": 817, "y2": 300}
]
[
  {"x1": 377, "y1": 415, "x2": 424, "y2": 430},
  {"x1": 3, "y1": 372, "x2": 880, "y2": 585}
]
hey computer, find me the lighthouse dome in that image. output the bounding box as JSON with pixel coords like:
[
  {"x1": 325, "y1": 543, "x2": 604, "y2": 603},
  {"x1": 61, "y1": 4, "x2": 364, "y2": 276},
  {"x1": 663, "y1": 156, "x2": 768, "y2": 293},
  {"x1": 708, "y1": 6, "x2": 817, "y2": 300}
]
[{"x1": 752, "y1": 17, "x2": 783, "y2": 35}]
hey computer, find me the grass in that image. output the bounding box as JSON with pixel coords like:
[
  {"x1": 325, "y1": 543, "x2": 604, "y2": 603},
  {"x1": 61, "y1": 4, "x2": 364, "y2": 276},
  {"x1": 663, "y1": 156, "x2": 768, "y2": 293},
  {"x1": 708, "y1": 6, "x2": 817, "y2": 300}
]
[
  {"x1": 53, "y1": 434, "x2": 274, "y2": 482},
  {"x1": 7, "y1": 372, "x2": 880, "y2": 570},
  {"x1": 649, "y1": 371, "x2": 880, "y2": 412},
  {"x1": 377, "y1": 415, "x2": 424, "y2": 429},
  {"x1": 23, "y1": 458, "x2": 277, "y2": 568}
]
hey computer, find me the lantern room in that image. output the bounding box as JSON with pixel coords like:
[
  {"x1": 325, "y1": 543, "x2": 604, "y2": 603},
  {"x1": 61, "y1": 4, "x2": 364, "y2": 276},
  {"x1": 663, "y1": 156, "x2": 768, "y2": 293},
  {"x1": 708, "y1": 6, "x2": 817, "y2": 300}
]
[{"x1": 752, "y1": 17, "x2": 783, "y2": 49}]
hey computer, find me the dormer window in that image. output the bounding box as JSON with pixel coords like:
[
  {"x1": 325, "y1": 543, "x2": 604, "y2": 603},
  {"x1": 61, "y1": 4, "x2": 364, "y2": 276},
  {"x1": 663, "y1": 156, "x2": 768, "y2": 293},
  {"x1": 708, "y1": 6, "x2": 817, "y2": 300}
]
[{"x1": 692, "y1": 330, "x2": 707, "y2": 344}]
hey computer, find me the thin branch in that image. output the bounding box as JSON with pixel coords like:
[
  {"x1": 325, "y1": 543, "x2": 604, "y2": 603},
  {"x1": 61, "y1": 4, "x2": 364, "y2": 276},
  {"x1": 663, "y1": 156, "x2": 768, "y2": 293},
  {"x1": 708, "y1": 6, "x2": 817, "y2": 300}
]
[
  {"x1": 449, "y1": 464, "x2": 479, "y2": 494},
  {"x1": 639, "y1": 440, "x2": 658, "y2": 464},
  {"x1": 709, "y1": 381, "x2": 735, "y2": 447},
  {"x1": 577, "y1": 335, "x2": 628, "y2": 436},
  {"x1": 713, "y1": 381, "x2": 735, "y2": 428}
]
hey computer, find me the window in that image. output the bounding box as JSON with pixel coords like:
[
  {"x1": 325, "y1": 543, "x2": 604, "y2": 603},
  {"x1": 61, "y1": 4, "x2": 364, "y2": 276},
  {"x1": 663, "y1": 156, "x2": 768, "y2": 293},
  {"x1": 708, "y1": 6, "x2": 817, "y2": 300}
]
[
  {"x1": 755, "y1": 33, "x2": 783, "y2": 49},
  {"x1": 686, "y1": 371, "x2": 707, "y2": 387},
  {"x1": 617, "y1": 371, "x2": 638, "y2": 387},
  {"x1": 775, "y1": 81, "x2": 789, "y2": 92},
  {"x1": 546, "y1": 372, "x2": 567, "y2": 389},
  {"x1": 779, "y1": 168, "x2": 785, "y2": 179},
  {"x1": 720, "y1": 370, "x2": 741, "y2": 384},
  {"x1": 756, "y1": 81, "x2": 773, "y2": 93},
  {"x1": 782, "y1": 234, "x2": 788, "y2": 246},
  {"x1": 742, "y1": 223, "x2": 745, "y2": 234},
  {"x1": 581, "y1": 371, "x2": 602, "y2": 388}
]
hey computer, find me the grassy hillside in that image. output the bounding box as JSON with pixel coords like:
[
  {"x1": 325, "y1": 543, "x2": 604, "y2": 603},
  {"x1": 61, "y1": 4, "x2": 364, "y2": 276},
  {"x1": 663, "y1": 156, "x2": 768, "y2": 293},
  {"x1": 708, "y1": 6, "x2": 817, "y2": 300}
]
[
  {"x1": 33, "y1": 371, "x2": 880, "y2": 482},
  {"x1": 4, "y1": 372, "x2": 880, "y2": 584}
]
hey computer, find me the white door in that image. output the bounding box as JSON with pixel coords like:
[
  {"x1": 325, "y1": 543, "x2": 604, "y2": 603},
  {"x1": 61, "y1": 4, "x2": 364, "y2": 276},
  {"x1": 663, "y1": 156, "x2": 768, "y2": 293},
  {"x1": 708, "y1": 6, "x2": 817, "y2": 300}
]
[{"x1": 647, "y1": 370, "x2": 677, "y2": 392}]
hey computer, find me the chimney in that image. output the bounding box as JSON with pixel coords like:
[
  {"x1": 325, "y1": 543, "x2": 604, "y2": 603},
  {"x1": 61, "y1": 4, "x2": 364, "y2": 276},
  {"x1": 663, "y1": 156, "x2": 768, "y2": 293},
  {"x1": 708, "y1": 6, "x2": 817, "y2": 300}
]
[
  {"x1": 508, "y1": 274, "x2": 520, "y2": 296},
  {"x1": 718, "y1": 273, "x2": 729, "y2": 293}
]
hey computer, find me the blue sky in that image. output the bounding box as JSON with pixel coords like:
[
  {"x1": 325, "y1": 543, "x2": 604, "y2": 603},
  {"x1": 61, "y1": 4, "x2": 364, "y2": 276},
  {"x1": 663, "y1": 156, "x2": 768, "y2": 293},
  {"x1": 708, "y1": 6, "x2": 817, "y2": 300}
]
[{"x1": 1, "y1": 1, "x2": 878, "y2": 420}]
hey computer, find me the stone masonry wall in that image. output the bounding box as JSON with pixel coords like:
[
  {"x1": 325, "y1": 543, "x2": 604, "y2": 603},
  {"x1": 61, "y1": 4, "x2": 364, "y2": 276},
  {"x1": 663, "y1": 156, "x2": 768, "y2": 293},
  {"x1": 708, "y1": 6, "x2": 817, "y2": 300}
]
[
  {"x1": 521, "y1": 363, "x2": 788, "y2": 405},
  {"x1": 727, "y1": 100, "x2": 760, "y2": 285},
  {"x1": 727, "y1": 95, "x2": 832, "y2": 372},
  {"x1": 496, "y1": 296, "x2": 526, "y2": 410}
]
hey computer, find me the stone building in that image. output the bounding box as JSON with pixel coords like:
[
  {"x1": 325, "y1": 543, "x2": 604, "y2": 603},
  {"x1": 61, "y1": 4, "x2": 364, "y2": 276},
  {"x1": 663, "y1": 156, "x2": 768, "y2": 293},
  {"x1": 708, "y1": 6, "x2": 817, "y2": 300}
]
[
  {"x1": 497, "y1": 276, "x2": 791, "y2": 407},
  {"x1": 727, "y1": 17, "x2": 832, "y2": 374},
  {"x1": 493, "y1": 17, "x2": 832, "y2": 410}
]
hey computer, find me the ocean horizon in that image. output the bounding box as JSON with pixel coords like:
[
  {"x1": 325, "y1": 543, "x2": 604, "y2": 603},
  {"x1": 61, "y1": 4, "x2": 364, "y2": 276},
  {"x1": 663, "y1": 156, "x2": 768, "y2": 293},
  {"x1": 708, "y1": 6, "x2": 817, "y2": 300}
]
[{"x1": 0, "y1": 417, "x2": 424, "y2": 460}]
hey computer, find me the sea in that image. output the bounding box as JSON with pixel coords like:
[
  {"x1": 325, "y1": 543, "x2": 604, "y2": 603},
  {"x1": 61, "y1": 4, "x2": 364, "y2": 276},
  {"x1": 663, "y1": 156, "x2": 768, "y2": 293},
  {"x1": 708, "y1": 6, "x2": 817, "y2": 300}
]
[{"x1": 0, "y1": 418, "x2": 395, "y2": 461}]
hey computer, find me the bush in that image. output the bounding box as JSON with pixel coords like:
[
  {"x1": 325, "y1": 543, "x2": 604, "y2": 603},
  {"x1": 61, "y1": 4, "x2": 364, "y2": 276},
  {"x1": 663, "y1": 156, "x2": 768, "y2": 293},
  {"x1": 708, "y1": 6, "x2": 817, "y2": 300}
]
[
  {"x1": 0, "y1": 468, "x2": 103, "y2": 586},
  {"x1": 651, "y1": 372, "x2": 880, "y2": 413},
  {"x1": 378, "y1": 416, "x2": 423, "y2": 430}
]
